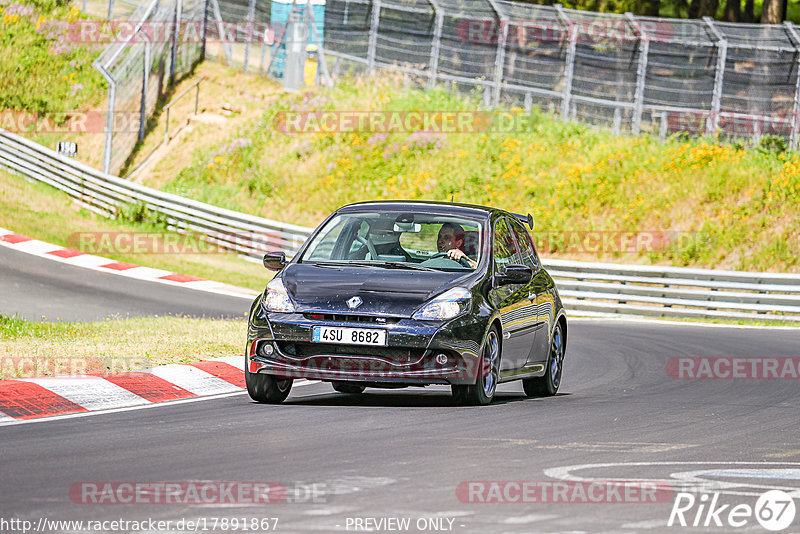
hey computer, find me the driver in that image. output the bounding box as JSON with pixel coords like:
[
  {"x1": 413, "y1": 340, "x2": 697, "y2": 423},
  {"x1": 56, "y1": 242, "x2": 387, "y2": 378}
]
[{"x1": 437, "y1": 223, "x2": 477, "y2": 269}]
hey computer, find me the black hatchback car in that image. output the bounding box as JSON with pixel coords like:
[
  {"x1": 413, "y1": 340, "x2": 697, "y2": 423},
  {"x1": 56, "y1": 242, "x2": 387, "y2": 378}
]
[{"x1": 246, "y1": 201, "x2": 567, "y2": 405}]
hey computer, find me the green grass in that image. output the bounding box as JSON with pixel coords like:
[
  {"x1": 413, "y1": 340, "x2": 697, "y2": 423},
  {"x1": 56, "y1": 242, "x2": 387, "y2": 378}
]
[
  {"x1": 0, "y1": 168, "x2": 270, "y2": 291},
  {"x1": 0, "y1": 0, "x2": 105, "y2": 114},
  {"x1": 142, "y1": 74, "x2": 800, "y2": 273},
  {"x1": 0, "y1": 314, "x2": 245, "y2": 379}
]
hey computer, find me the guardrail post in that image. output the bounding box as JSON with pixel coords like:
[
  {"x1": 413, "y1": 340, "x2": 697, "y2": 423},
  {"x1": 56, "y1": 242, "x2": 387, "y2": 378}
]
[
  {"x1": 427, "y1": 0, "x2": 443, "y2": 88},
  {"x1": 243, "y1": 0, "x2": 256, "y2": 71},
  {"x1": 704, "y1": 17, "x2": 726, "y2": 135},
  {"x1": 555, "y1": 5, "x2": 576, "y2": 122},
  {"x1": 784, "y1": 22, "x2": 800, "y2": 150},
  {"x1": 626, "y1": 13, "x2": 649, "y2": 136},
  {"x1": 367, "y1": 0, "x2": 381, "y2": 74},
  {"x1": 486, "y1": 0, "x2": 508, "y2": 106}
]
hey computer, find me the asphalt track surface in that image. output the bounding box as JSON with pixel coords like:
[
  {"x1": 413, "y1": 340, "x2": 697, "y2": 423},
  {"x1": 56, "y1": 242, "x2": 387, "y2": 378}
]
[
  {"x1": 2, "y1": 247, "x2": 800, "y2": 533},
  {"x1": 0, "y1": 245, "x2": 250, "y2": 321}
]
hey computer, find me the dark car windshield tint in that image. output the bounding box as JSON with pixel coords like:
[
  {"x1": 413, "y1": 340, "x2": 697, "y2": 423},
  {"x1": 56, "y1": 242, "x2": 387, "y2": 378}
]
[{"x1": 299, "y1": 212, "x2": 484, "y2": 271}]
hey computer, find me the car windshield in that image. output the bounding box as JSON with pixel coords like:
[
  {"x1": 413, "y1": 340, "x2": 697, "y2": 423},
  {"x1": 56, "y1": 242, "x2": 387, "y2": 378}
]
[{"x1": 299, "y1": 211, "x2": 484, "y2": 271}]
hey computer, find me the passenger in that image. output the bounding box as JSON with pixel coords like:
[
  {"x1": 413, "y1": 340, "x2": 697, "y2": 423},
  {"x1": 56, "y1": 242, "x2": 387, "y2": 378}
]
[{"x1": 437, "y1": 223, "x2": 477, "y2": 268}]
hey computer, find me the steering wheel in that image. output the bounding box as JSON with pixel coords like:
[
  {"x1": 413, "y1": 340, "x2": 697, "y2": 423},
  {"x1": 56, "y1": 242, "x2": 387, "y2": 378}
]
[
  {"x1": 355, "y1": 235, "x2": 378, "y2": 260},
  {"x1": 428, "y1": 251, "x2": 471, "y2": 268}
]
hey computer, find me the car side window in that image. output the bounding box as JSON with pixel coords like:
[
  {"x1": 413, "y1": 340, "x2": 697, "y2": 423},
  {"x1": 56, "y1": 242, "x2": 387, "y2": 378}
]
[
  {"x1": 493, "y1": 218, "x2": 521, "y2": 273},
  {"x1": 509, "y1": 218, "x2": 540, "y2": 271}
]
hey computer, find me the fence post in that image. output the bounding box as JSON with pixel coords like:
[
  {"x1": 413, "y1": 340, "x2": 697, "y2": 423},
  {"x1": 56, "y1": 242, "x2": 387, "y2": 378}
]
[
  {"x1": 243, "y1": 0, "x2": 256, "y2": 71},
  {"x1": 784, "y1": 21, "x2": 800, "y2": 150},
  {"x1": 201, "y1": 0, "x2": 210, "y2": 62},
  {"x1": 367, "y1": 0, "x2": 381, "y2": 74},
  {"x1": 101, "y1": 75, "x2": 115, "y2": 175},
  {"x1": 139, "y1": 31, "x2": 152, "y2": 142},
  {"x1": 704, "y1": 17, "x2": 726, "y2": 135},
  {"x1": 170, "y1": 0, "x2": 182, "y2": 85},
  {"x1": 555, "y1": 4, "x2": 575, "y2": 122},
  {"x1": 210, "y1": 0, "x2": 233, "y2": 64},
  {"x1": 427, "y1": 0, "x2": 443, "y2": 88},
  {"x1": 626, "y1": 12, "x2": 649, "y2": 136},
  {"x1": 486, "y1": 0, "x2": 508, "y2": 106}
]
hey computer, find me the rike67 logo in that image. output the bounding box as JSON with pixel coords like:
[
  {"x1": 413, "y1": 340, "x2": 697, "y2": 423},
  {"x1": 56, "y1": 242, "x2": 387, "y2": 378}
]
[{"x1": 668, "y1": 490, "x2": 796, "y2": 531}]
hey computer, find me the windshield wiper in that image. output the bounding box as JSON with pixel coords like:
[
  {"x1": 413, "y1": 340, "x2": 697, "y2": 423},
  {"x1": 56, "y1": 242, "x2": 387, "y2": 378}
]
[{"x1": 376, "y1": 261, "x2": 439, "y2": 272}]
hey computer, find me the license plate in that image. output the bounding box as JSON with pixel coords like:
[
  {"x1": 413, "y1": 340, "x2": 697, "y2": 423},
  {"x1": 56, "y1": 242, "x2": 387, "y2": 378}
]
[{"x1": 312, "y1": 326, "x2": 387, "y2": 346}]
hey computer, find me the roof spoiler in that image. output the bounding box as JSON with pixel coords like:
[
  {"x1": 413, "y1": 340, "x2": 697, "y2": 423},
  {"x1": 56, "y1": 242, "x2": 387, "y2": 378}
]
[{"x1": 512, "y1": 212, "x2": 534, "y2": 230}]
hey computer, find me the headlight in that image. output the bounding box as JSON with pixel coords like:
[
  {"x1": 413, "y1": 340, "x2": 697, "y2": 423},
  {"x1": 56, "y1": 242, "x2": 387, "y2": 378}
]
[
  {"x1": 262, "y1": 277, "x2": 295, "y2": 313},
  {"x1": 413, "y1": 287, "x2": 472, "y2": 321}
]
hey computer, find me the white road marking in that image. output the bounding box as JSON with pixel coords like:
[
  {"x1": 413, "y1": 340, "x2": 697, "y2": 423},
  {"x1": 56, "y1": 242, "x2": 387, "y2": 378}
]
[
  {"x1": 116, "y1": 266, "x2": 173, "y2": 280},
  {"x1": 12, "y1": 240, "x2": 62, "y2": 255},
  {"x1": 147, "y1": 364, "x2": 242, "y2": 395},
  {"x1": 544, "y1": 461, "x2": 800, "y2": 498},
  {"x1": 65, "y1": 254, "x2": 120, "y2": 268},
  {"x1": 621, "y1": 520, "x2": 666, "y2": 529},
  {"x1": 0, "y1": 379, "x2": 320, "y2": 427},
  {"x1": 20, "y1": 376, "x2": 150, "y2": 410},
  {"x1": 215, "y1": 355, "x2": 244, "y2": 369},
  {"x1": 0, "y1": 390, "x2": 251, "y2": 427}
]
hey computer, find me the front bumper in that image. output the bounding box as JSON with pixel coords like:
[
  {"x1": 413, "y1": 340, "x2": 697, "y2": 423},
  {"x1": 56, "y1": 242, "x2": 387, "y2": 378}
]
[{"x1": 247, "y1": 312, "x2": 484, "y2": 385}]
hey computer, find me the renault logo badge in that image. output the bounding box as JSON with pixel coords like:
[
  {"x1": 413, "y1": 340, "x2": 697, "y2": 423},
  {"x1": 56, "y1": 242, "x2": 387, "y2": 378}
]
[{"x1": 347, "y1": 296, "x2": 363, "y2": 309}]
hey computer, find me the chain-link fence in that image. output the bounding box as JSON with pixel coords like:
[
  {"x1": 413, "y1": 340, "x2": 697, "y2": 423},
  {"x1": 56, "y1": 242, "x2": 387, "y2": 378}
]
[
  {"x1": 323, "y1": 0, "x2": 800, "y2": 147},
  {"x1": 90, "y1": 0, "x2": 205, "y2": 174},
  {"x1": 85, "y1": 0, "x2": 800, "y2": 174}
]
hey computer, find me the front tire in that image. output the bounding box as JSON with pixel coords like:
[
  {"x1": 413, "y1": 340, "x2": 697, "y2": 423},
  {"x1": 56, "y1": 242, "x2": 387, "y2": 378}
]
[
  {"x1": 245, "y1": 358, "x2": 293, "y2": 403},
  {"x1": 332, "y1": 382, "x2": 366, "y2": 394},
  {"x1": 453, "y1": 326, "x2": 500, "y2": 406},
  {"x1": 523, "y1": 321, "x2": 564, "y2": 397}
]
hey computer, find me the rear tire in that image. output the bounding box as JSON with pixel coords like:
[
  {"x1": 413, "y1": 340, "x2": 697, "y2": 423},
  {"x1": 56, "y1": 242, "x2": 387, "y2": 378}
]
[
  {"x1": 332, "y1": 382, "x2": 366, "y2": 394},
  {"x1": 245, "y1": 358, "x2": 292, "y2": 403},
  {"x1": 454, "y1": 326, "x2": 500, "y2": 406},
  {"x1": 523, "y1": 321, "x2": 564, "y2": 397}
]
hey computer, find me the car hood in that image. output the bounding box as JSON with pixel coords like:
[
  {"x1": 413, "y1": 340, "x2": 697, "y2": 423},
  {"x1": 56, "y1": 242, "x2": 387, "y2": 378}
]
[{"x1": 281, "y1": 263, "x2": 469, "y2": 317}]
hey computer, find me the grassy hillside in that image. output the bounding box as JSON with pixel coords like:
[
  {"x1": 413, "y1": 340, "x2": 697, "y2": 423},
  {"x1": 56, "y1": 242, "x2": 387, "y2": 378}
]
[{"x1": 139, "y1": 73, "x2": 799, "y2": 273}]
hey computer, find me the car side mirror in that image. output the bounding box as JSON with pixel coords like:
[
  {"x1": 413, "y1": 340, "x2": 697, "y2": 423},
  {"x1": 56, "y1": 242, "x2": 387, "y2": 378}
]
[
  {"x1": 263, "y1": 251, "x2": 286, "y2": 271},
  {"x1": 496, "y1": 264, "x2": 532, "y2": 285}
]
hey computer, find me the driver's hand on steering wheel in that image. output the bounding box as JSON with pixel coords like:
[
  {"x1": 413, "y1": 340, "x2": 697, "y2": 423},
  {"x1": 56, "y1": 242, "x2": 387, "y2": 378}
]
[{"x1": 446, "y1": 248, "x2": 477, "y2": 268}]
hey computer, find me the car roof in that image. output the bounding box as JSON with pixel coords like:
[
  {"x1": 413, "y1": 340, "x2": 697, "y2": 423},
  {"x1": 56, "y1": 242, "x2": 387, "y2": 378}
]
[{"x1": 337, "y1": 200, "x2": 497, "y2": 218}]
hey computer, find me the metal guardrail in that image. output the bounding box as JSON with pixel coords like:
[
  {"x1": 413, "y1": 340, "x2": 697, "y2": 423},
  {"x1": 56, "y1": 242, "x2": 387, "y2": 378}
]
[
  {"x1": 1, "y1": 128, "x2": 798, "y2": 322},
  {"x1": 543, "y1": 259, "x2": 800, "y2": 322},
  {"x1": 0, "y1": 130, "x2": 311, "y2": 258}
]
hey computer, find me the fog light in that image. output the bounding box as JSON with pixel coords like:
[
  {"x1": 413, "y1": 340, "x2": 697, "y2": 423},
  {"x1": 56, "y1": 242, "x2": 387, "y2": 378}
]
[
  {"x1": 436, "y1": 353, "x2": 448, "y2": 365},
  {"x1": 259, "y1": 342, "x2": 275, "y2": 357}
]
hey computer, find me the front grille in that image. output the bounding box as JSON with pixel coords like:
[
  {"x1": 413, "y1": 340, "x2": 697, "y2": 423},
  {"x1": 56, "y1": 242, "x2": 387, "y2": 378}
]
[
  {"x1": 302, "y1": 313, "x2": 401, "y2": 324},
  {"x1": 277, "y1": 342, "x2": 426, "y2": 363}
]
